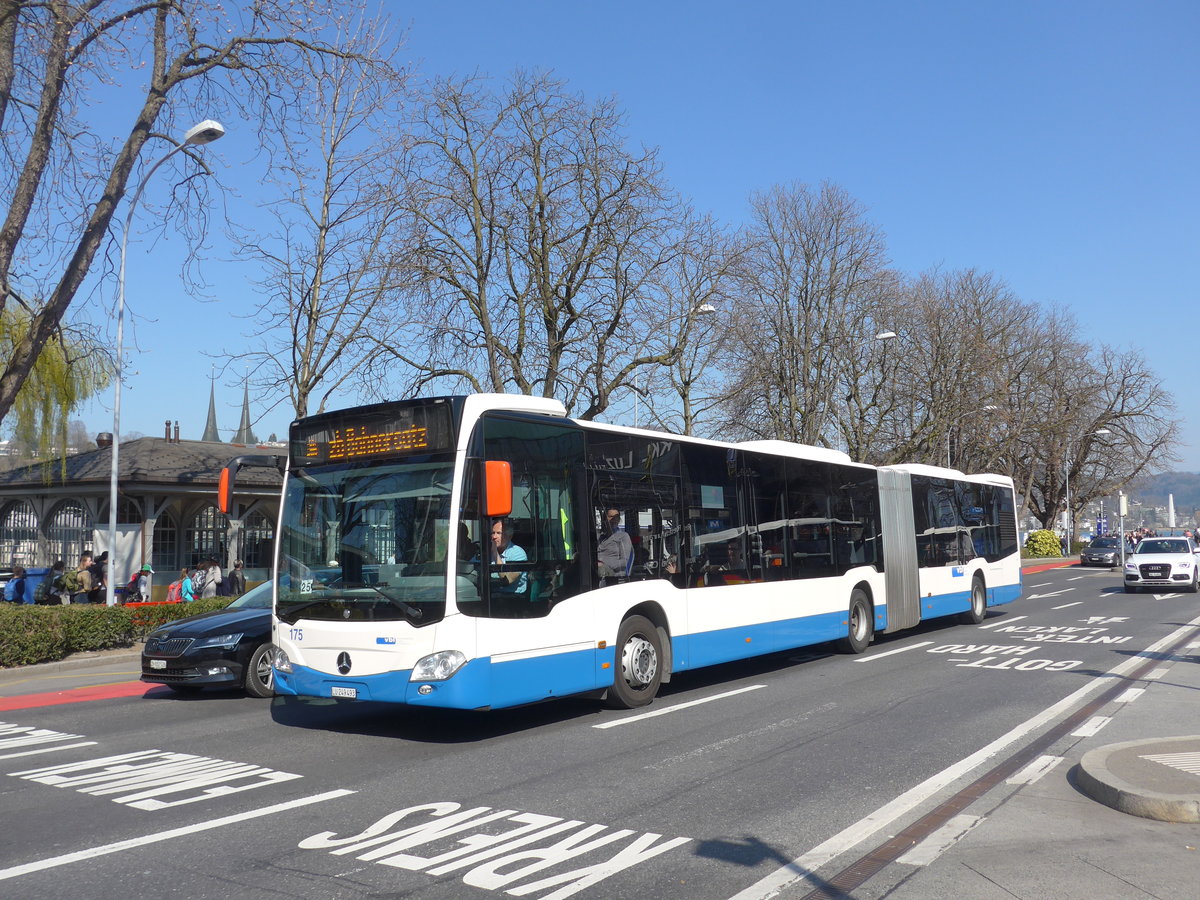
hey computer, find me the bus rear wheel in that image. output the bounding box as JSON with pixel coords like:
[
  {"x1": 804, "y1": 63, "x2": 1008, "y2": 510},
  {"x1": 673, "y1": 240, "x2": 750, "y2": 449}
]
[
  {"x1": 837, "y1": 589, "x2": 873, "y2": 654},
  {"x1": 959, "y1": 576, "x2": 987, "y2": 625},
  {"x1": 605, "y1": 615, "x2": 663, "y2": 709}
]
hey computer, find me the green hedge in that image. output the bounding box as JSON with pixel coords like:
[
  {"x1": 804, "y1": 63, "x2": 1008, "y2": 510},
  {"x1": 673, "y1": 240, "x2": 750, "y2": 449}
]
[{"x1": 0, "y1": 598, "x2": 232, "y2": 669}]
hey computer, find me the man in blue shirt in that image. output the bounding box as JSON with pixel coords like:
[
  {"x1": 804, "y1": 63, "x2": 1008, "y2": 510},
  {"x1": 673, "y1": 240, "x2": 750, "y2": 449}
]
[{"x1": 489, "y1": 517, "x2": 528, "y2": 595}]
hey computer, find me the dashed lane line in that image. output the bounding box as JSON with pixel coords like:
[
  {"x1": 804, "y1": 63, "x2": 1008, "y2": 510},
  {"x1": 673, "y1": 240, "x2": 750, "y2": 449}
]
[{"x1": 593, "y1": 684, "x2": 766, "y2": 729}]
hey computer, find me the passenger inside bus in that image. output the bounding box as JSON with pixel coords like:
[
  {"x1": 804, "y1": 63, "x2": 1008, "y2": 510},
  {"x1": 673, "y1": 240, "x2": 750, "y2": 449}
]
[{"x1": 596, "y1": 508, "x2": 633, "y2": 578}]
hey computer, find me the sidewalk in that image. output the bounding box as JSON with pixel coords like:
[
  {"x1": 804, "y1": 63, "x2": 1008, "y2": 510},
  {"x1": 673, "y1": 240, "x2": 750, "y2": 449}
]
[{"x1": 868, "y1": 560, "x2": 1200, "y2": 898}]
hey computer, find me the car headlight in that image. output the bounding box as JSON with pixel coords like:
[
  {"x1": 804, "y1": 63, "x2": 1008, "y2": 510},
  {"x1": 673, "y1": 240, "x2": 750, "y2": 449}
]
[
  {"x1": 191, "y1": 632, "x2": 243, "y2": 649},
  {"x1": 273, "y1": 647, "x2": 293, "y2": 674},
  {"x1": 1177, "y1": 561, "x2": 1193, "y2": 570},
  {"x1": 411, "y1": 650, "x2": 467, "y2": 682},
  {"x1": 1124, "y1": 562, "x2": 1136, "y2": 570}
]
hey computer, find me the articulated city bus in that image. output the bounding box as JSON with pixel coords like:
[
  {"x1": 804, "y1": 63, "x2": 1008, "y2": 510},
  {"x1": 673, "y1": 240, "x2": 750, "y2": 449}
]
[{"x1": 221, "y1": 394, "x2": 1021, "y2": 710}]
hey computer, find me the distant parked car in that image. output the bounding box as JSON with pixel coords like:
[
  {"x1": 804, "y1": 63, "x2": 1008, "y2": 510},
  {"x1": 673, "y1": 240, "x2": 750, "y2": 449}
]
[
  {"x1": 141, "y1": 579, "x2": 273, "y2": 696},
  {"x1": 1080, "y1": 536, "x2": 1122, "y2": 567},
  {"x1": 1123, "y1": 537, "x2": 1199, "y2": 594}
]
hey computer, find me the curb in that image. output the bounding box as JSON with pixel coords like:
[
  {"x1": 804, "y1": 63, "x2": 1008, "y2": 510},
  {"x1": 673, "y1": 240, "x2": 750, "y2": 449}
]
[
  {"x1": 1075, "y1": 737, "x2": 1200, "y2": 824},
  {"x1": 0, "y1": 647, "x2": 140, "y2": 682}
]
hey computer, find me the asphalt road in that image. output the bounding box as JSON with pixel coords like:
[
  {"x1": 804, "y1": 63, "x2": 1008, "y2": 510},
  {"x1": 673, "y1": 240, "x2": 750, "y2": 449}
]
[{"x1": 1, "y1": 563, "x2": 1195, "y2": 899}]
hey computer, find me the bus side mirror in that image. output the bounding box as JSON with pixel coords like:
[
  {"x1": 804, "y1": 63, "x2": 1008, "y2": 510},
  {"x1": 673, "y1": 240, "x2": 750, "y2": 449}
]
[
  {"x1": 484, "y1": 460, "x2": 513, "y2": 517},
  {"x1": 218, "y1": 454, "x2": 285, "y2": 515},
  {"x1": 218, "y1": 466, "x2": 234, "y2": 514}
]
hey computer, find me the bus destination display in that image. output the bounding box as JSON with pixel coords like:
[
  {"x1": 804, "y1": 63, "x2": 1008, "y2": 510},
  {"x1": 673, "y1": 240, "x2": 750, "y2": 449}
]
[{"x1": 293, "y1": 404, "x2": 454, "y2": 464}]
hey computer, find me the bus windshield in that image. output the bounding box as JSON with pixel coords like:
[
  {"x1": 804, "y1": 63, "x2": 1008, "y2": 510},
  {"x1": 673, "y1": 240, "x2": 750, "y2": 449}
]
[{"x1": 276, "y1": 455, "x2": 455, "y2": 625}]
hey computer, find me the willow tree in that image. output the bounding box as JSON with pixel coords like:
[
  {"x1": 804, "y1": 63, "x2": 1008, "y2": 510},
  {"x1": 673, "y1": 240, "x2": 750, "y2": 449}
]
[{"x1": 0, "y1": 309, "x2": 109, "y2": 459}]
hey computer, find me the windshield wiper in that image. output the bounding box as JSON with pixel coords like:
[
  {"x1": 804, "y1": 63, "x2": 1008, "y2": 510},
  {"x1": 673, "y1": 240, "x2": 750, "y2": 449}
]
[{"x1": 366, "y1": 583, "x2": 424, "y2": 622}]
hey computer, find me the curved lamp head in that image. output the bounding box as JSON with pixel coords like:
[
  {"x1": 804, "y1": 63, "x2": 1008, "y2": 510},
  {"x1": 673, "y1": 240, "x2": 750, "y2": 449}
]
[{"x1": 184, "y1": 119, "x2": 226, "y2": 146}]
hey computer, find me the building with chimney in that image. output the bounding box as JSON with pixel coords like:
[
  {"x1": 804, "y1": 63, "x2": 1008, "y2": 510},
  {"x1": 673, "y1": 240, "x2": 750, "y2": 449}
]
[{"x1": 0, "y1": 390, "x2": 285, "y2": 596}]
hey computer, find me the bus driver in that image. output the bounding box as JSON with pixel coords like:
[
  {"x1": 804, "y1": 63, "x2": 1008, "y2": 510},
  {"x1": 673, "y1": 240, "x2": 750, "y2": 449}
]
[{"x1": 489, "y1": 517, "x2": 528, "y2": 595}]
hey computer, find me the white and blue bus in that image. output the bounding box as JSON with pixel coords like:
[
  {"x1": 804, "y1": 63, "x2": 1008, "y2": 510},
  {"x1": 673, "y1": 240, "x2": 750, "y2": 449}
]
[{"x1": 223, "y1": 394, "x2": 1020, "y2": 710}]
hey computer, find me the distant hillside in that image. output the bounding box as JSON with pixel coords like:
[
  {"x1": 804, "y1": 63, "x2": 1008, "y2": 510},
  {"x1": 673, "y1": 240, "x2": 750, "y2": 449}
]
[{"x1": 1129, "y1": 471, "x2": 1200, "y2": 511}]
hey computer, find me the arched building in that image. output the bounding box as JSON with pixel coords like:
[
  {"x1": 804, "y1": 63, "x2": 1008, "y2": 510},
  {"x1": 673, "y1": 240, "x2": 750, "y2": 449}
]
[{"x1": 0, "y1": 430, "x2": 284, "y2": 592}]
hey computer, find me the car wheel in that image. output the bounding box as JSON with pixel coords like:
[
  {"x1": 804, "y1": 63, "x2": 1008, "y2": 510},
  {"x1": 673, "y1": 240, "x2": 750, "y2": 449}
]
[
  {"x1": 244, "y1": 643, "x2": 275, "y2": 698},
  {"x1": 1189, "y1": 573, "x2": 1199, "y2": 595}
]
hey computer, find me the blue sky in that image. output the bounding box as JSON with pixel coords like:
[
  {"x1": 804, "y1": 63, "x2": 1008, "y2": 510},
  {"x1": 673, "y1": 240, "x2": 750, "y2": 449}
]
[{"x1": 78, "y1": 1, "x2": 1200, "y2": 468}]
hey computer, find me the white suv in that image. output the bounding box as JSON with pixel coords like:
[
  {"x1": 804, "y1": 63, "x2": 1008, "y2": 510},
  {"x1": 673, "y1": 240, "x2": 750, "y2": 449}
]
[{"x1": 1123, "y1": 537, "x2": 1200, "y2": 593}]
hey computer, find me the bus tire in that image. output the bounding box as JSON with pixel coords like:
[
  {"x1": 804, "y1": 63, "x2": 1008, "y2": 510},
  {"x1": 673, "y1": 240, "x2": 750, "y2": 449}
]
[
  {"x1": 836, "y1": 589, "x2": 873, "y2": 654},
  {"x1": 605, "y1": 615, "x2": 663, "y2": 709},
  {"x1": 959, "y1": 576, "x2": 987, "y2": 625}
]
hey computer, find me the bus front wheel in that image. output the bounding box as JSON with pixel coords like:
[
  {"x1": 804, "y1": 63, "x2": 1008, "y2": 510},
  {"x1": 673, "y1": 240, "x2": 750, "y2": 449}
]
[
  {"x1": 605, "y1": 615, "x2": 664, "y2": 709},
  {"x1": 837, "y1": 589, "x2": 873, "y2": 654}
]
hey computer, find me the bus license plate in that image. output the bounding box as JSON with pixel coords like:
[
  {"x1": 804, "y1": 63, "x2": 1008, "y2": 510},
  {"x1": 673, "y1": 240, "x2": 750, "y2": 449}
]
[
  {"x1": 150, "y1": 659, "x2": 166, "y2": 670},
  {"x1": 331, "y1": 686, "x2": 357, "y2": 699}
]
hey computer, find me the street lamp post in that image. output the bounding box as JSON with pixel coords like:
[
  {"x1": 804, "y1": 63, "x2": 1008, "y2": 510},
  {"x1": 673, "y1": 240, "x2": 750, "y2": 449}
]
[
  {"x1": 632, "y1": 303, "x2": 716, "y2": 428},
  {"x1": 1063, "y1": 427, "x2": 1112, "y2": 558},
  {"x1": 106, "y1": 120, "x2": 226, "y2": 606}
]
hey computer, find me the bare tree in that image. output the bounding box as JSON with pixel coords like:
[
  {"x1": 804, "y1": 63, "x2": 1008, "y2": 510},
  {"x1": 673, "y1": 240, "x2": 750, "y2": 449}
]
[
  {"x1": 722, "y1": 181, "x2": 891, "y2": 446},
  {"x1": 643, "y1": 214, "x2": 742, "y2": 436},
  {"x1": 369, "y1": 70, "x2": 680, "y2": 419},
  {"x1": 0, "y1": 0, "x2": 376, "y2": 426},
  {"x1": 1023, "y1": 344, "x2": 1178, "y2": 529},
  {"x1": 227, "y1": 13, "x2": 408, "y2": 420}
]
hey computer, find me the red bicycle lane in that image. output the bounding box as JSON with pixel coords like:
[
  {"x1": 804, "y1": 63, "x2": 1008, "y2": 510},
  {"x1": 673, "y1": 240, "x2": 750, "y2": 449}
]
[{"x1": 0, "y1": 680, "x2": 170, "y2": 712}]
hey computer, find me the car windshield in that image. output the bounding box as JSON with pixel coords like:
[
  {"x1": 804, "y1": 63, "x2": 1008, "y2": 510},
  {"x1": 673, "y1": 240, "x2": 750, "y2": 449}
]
[
  {"x1": 1089, "y1": 538, "x2": 1120, "y2": 548},
  {"x1": 225, "y1": 580, "x2": 273, "y2": 610},
  {"x1": 1137, "y1": 539, "x2": 1189, "y2": 555},
  {"x1": 275, "y1": 455, "x2": 453, "y2": 626}
]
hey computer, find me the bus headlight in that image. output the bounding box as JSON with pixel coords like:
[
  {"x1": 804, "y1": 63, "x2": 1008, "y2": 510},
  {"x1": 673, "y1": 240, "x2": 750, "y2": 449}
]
[
  {"x1": 411, "y1": 650, "x2": 467, "y2": 682},
  {"x1": 273, "y1": 647, "x2": 294, "y2": 674}
]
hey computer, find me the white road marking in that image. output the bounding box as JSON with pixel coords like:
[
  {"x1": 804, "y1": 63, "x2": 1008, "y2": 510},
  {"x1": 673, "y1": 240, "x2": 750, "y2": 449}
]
[
  {"x1": 1027, "y1": 582, "x2": 1051, "y2": 588},
  {"x1": 1144, "y1": 667, "x2": 1171, "y2": 681},
  {"x1": 0, "y1": 789, "x2": 355, "y2": 880},
  {"x1": 1067, "y1": 576, "x2": 1087, "y2": 581},
  {"x1": 978, "y1": 615, "x2": 1026, "y2": 630},
  {"x1": 592, "y1": 685, "x2": 766, "y2": 729},
  {"x1": 1006, "y1": 755, "x2": 1062, "y2": 785},
  {"x1": 1187, "y1": 642, "x2": 1200, "y2": 651},
  {"x1": 853, "y1": 641, "x2": 934, "y2": 662},
  {"x1": 1142, "y1": 752, "x2": 1200, "y2": 776},
  {"x1": 895, "y1": 814, "x2": 983, "y2": 866},
  {"x1": 0, "y1": 742, "x2": 97, "y2": 761},
  {"x1": 1115, "y1": 688, "x2": 1145, "y2": 703},
  {"x1": 1051, "y1": 602, "x2": 1083, "y2": 610},
  {"x1": 1072, "y1": 716, "x2": 1111, "y2": 737},
  {"x1": 1026, "y1": 589, "x2": 1074, "y2": 599},
  {"x1": 727, "y1": 615, "x2": 1200, "y2": 900}
]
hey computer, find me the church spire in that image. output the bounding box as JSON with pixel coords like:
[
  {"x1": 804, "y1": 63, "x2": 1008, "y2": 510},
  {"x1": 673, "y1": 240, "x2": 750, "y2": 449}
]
[
  {"x1": 201, "y1": 374, "x2": 220, "y2": 442},
  {"x1": 233, "y1": 380, "x2": 258, "y2": 445}
]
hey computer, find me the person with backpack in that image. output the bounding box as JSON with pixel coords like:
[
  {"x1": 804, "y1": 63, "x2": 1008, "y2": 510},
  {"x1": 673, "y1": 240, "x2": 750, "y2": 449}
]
[
  {"x1": 34, "y1": 561, "x2": 66, "y2": 604},
  {"x1": 124, "y1": 564, "x2": 154, "y2": 602},
  {"x1": 181, "y1": 567, "x2": 197, "y2": 603},
  {"x1": 135, "y1": 564, "x2": 153, "y2": 602},
  {"x1": 4, "y1": 566, "x2": 26, "y2": 603}
]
